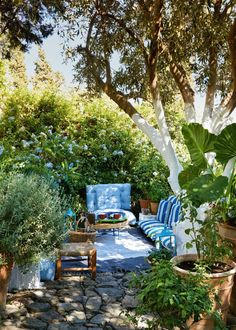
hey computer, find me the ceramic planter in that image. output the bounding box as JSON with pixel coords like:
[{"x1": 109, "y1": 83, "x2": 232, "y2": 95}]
[
  {"x1": 139, "y1": 199, "x2": 150, "y2": 210},
  {"x1": 218, "y1": 222, "x2": 236, "y2": 314},
  {"x1": 171, "y1": 254, "x2": 236, "y2": 329}
]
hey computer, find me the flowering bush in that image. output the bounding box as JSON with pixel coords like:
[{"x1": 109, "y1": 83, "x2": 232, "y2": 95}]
[{"x1": 0, "y1": 89, "x2": 171, "y2": 203}]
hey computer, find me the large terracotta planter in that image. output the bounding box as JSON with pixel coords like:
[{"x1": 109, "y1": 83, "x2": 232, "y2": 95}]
[
  {"x1": 171, "y1": 254, "x2": 236, "y2": 330},
  {"x1": 0, "y1": 253, "x2": 14, "y2": 310},
  {"x1": 139, "y1": 199, "x2": 150, "y2": 212},
  {"x1": 150, "y1": 201, "x2": 159, "y2": 215},
  {"x1": 218, "y1": 222, "x2": 236, "y2": 314}
]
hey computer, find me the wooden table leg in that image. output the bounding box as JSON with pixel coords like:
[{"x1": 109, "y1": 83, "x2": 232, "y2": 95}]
[
  {"x1": 91, "y1": 249, "x2": 97, "y2": 279},
  {"x1": 55, "y1": 257, "x2": 62, "y2": 280}
]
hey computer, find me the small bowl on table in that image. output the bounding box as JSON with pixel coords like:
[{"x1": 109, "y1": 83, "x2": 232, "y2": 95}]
[
  {"x1": 114, "y1": 213, "x2": 121, "y2": 219},
  {"x1": 99, "y1": 213, "x2": 107, "y2": 219}
]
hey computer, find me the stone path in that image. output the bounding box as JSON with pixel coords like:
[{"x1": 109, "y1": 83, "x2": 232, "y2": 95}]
[
  {"x1": 2, "y1": 270, "x2": 236, "y2": 330},
  {"x1": 0, "y1": 271, "x2": 151, "y2": 330}
]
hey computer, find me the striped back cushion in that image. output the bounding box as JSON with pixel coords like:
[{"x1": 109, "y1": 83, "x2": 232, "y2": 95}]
[
  {"x1": 167, "y1": 203, "x2": 181, "y2": 228},
  {"x1": 156, "y1": 200, "x2": 172, "y2": 224},
  {"x1": 167, "y1": 195, "x2": 178, "y2": 205}
]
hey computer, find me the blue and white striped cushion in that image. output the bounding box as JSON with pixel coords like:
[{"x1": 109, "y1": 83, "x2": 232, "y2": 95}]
[
  {"x1": 156, "y1": 200, "x2": 172, "y2": 224},
  {"x1": 145, "y1": 224, "x2": 166, "y2": 239},
  {"x1": 156, "y1": 236, "x2": 176, "y2": 251},
  {"x1": 166, "y1": 203, "x2": 181, "y2": 228},
  {"x1": 139, "y1": 219, "x2": 160, "y2": 231},
  {"x1": 167, "y1": 195, "x2": 178, "y2": 205}
]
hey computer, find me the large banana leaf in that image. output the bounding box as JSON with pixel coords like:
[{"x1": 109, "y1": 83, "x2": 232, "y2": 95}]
[
  {"x1": 185, "y1": 174, "x2": 228, "y2": 207},
  {"x1": 182, "y1": 123, "x2": 216, "y2": 171},
  {"x1": 215, "y1": 123, "x2": 236, "y2": 165},
  {"x1": 178, "y1": 165, "x2": 201, "y2": 189}
]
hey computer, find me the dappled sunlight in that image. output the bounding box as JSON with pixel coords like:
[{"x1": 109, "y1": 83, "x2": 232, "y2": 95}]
[{"x1": 94, "y1": 229, "x2": 153, "y2": 261}]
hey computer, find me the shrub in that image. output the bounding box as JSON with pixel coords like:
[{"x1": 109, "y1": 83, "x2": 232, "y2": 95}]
[{"x1": 0, "y1": 173, "x2": 68, "y2": 266}]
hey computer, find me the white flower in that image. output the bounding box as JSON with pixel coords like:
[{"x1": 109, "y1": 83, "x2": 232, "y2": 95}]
[
  {"x1": 40, "y1": 132, "x2": 47, "y2": 138},
  {"x1": 8, "y1": 116, "x2": 15, "y2": 122},
  {"x1": 0, "y1": 145, "x2": 4, "y2": 155},
  {"x1": 153, "y1": 172, "x2": 158, "y2": 176},
  {"x1": 91, "y1": 156, "x2": 96, "y2": 160},
  {"x1": 69, "y1": 162, "x2": 74, "y2": 169},
  {"x1": 83, "y1": 144, "x2": 88, "y2": 151},
  {"x1": 45, "y1": 162, "x2": 53, "y2": 169},
  {"x1": 48, "y1": 129, "x2": 53, "y2": 135},
  {"x1": 31, "y1": 133, "x2": 36, "y2": 139},
  {"x1": 100, "y1": 144, "x2": 107, "y2": 150},
  {"x1": 68, "y1": 144, "x2": 73, "y2": 154},
  {"x1": 117, "y1": 150, "x2": 124, "y2": 156},
  {"x1": 11, "y1": 146, "x2": 16, "y2": 152},
  {"x1": 112, "y1": 150, "x2": 118, "y2": 156},
  {"x1": 22, "y1": 140, "x2": 30, "y2": 148},
  {"x1": 19, "y1": 126, "x2": 25, "y2": 132},
  {"x1": 103, "y1": 157, "x2": 107, "y2": 161}
]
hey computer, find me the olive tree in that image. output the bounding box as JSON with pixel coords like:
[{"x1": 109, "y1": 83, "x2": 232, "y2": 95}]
[{"x1": 61, "y1": 0, "x2": 236, "y2": 193}]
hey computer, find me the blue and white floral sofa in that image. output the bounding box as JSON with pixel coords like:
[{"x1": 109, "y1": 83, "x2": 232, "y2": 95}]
[
  {"x1": 86, "y1": 183, "x2": 136, "y2": 223},
  {"x1": 139, "y1": 195, "x2": 181, "y2": 253}
]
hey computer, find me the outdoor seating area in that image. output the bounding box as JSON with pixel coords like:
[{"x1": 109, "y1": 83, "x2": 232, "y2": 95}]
[{"x1": 1, "y1": 3, "x2": 236, "y2": 329}]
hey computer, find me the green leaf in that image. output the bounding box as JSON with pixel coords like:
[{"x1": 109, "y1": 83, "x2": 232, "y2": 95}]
[
  {"x1": 182, "y1": 123, "x2": 216, "y2": 170},
  {"x1": 178, "y1": 165, "x2": 201, "y2": 189},
  {"x1": 215, "y1": 123, "x2": 236, "y2": 165},
  {"x1": 186, "y1": 174, "x2": 228, "y2": 207}
]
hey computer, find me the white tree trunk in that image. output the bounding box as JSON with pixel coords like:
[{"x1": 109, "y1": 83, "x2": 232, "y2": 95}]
[
  {"x1": 132, "y1": 112, "x2": 182, "y2": 193},
  {"x1": 184, "y1": 103, "x2": 196, "y2": 123}
]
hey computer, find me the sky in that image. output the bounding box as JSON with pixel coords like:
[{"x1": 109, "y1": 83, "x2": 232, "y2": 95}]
[
  {"x1": 25, "y1": 33, "x2": 75, "y2": 88},
  {"x1": 25, "y1": 33, "x2": 206, "y2": 117}
]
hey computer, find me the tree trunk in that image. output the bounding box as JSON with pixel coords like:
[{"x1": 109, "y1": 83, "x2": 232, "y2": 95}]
[{"x1": 0, "y1": 253, "x2": 14, "y2": 310}]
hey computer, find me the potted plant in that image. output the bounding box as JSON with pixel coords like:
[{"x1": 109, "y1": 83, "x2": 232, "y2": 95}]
[
  {"x1": 148, "y1": 183, "x2": 170, "y2": 215},
  {"x1": 0, "y1": 173, "x2": 67, "y2": 310},
  {"x1": 130, "y1": 256, "x2": 227, "y2": 329},
  {"x1": 66, "y1": 210, "x2": 96, "y2": 243},
  {"x1": 178, "y1": 122, "x2": 236, "y2": 315}
]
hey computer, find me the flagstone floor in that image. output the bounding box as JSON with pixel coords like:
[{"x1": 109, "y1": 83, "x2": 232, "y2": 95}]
[{"x1": 1, "y1": 271, "x2": 152, "y2": 330}]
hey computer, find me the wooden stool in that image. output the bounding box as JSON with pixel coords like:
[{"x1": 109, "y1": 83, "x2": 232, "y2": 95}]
[{"x1": 56, "y1": 243, "x2": 96, "y2": 279}]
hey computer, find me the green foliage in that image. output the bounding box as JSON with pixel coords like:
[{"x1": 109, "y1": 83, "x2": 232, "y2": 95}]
[
  {"x1": 130, "y1": 260, "x2": 223, "y2": 329},
  {"x1": 179, "y1": 123, "x2": 236, "y2": 208},
  {"x1": 0, "y1": 89, "x2": 171, "y2": 203},
  {"x1": 147, "y1": 248, "x2": 172, "y2": 265},
  {"x1": 32, "y1": 47, "x2": 64, "y2": 90},
  {"x1": 215, "y1": 124, "x2": 236, "y2": 165},
  {"x1": 180, "y1": 193, "x2": 232, "y2": 264},
  {"x1": 0, "y1": 173, "x2": 68, "y2": 266},
  {"x1": 0, "y1": 1, "x2": 68, "y2": 52}
]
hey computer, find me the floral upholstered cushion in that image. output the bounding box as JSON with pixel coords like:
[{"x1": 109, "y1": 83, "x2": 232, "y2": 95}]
[{"x1": 96, "y1": 187, "x2": 121, "y2": 210}]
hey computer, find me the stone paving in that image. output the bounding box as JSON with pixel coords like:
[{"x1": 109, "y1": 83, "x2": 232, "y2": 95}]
[
  {"x1": 2, "y1": 270, "x2": 236, "y2": 330},
  {"x1": 0, "y1": 271, "x2": 151, "y2": 330}
]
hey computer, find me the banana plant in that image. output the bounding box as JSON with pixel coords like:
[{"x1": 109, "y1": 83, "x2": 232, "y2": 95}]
[{"x1": 179, "y1": 123, "x2": 236, "y2": 207}]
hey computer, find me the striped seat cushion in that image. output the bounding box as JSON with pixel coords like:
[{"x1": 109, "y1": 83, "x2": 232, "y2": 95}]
[
  {"x1": 139, "y1": 219, "x2": 159, "y2": 230},
  {"x1": 145, "y1": 224, "x2": 166, "y2": 239},
  {"x1": 156, "y1": 236, "x2": 176, "y2": 251}
]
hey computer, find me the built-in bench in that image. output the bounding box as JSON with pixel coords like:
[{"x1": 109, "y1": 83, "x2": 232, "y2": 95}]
[{"x1": 138, "y1": 196, "x2": 181, "y2": 254}]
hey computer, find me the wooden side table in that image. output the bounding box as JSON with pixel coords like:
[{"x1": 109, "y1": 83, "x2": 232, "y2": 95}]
[{"x1": 56, "y1": 243, "x2": 97, "y2": 279}]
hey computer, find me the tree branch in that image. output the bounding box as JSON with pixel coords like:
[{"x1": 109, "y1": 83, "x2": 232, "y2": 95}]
[{"x1": 103, "y1": 12, "x2": 149, "y2": 67}]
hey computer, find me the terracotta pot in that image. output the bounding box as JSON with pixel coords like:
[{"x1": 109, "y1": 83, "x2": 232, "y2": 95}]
[
  {"x1": 0, "y1": 253, "x2": 14, "y2": 310},
  {"x1": 171, "y1": 254, "x2": 236, "y2": 329},
  {"x1": 218, "y1": 222, "x2": 236, "y2": 314},
  {"x1": 150, "y1": 201, "x2": 159, "y2": 215},
  {"x1": 139, "y1": 199, "x2": 150, "y2": 210}
]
